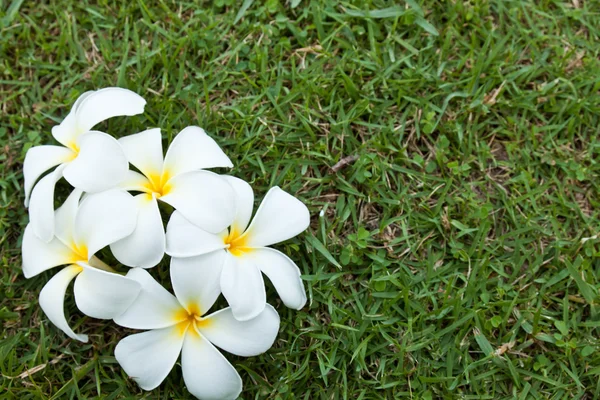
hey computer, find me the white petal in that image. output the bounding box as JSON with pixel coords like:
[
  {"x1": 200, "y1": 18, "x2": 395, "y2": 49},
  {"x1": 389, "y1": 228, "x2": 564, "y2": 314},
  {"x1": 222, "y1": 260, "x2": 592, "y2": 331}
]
[
  {"x1": 220, "y1": 253, "x2": 266, "y2": 321},
  {"x1": 73, "y1": 263, "x2": 141, "y2": 319},
  {"x1": 165, "y1": 211, "x2": 226, "y2": 257},
  {"x1": 73, "y1": 189, "x2": 137, "y2": 258},
  {"x1": 75, "y1": 87, "x2": 146, "y2": 135},
  {"x1": 117, "y1": 170, "x2": 151, "y2": 192},
  {"x1": 160, "y1": 171, "x2": 235, "y2": 234},
  {"x1": 62, "y1": 131, "x2": 128, "y2": 193},
  {"x1": 250, "y1": 248, "x2": 307, "y2": 310},
  {"x1": 28, "y1": 164, "x2": 66, "y2": 242},
  {"x1": 222, "y1": 176, "x2": 254, "y2": 235},
  {"x1": 170, "y1": 251, "x2": 226, "y2": 315},
  {"x1": 38, "y1": 265, "x2": 88, "y2": 342},
  {"x1": 114, "y1": 268, "x2": 186, "y2": 330},
  {"x1": 22, "y1": 224, "x2": 76, "y2": 278},
  {"x1": 200, "y1": 304, "x2": 279, "y2": 357},
  {"x1": 23, "y1": 145, "x2": 74, "y2": 206},
  {"x1": 111, "y1": 194, "x2": 165, "y2": 268},
  {"x1": 54, "y1": 189, "x2": 83, "y2": 246},
  {"x1": 181, "y1": 329, "x2": 242, "y2": 400},
  {"x1": 242, "y1": 186, "x2": 310, "y2": 247},
  {"x1": 115, "y1": 325, "x2": 184, "y2": 391},
  {"x1": 51, "y1": 91, "x2": 93, "y2": 147},
  {"x1": 162, "y1": 126, "x2": 232, "y2": 179},
  {"x1": 118, "y1": 128, "x2": 164, "y2": 178}
]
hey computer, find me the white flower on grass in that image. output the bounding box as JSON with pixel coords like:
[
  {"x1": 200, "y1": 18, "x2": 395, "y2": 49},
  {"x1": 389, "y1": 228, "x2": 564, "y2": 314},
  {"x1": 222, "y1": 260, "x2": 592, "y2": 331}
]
[
  {"x1": 114, "y1": 265, "x2": 280, "y2": 400},
  {"x1": 23, "y1": 87, "x2": 146, "y2": 242},
  {"x1": 166, "y1": 177, "x2": 309, "y2": 321},
  {"x1": 109, "y1": 127, "x2": 236, "y2": 269},
  {"x1": 22, "y1": 189, "x2": 142, "y2": 342}
]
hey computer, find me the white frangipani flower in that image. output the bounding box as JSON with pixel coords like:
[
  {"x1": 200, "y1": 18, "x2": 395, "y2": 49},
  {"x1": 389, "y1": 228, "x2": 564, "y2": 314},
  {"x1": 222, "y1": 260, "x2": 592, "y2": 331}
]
[
  {"x1": 24, "y1": 87, "x2": 146, "y2": 242},
  {"x1": 166, "y1": 177, "x2": 309, "y2": 321},
  {"x1": 22, "y1": 189, "x2": 142, "y2": 342},
  {"x1": 114, "y1": 266, "x2": 280, "y2": 400},
  {"x1": 110, "y1": 127, "x2": 236, "y2": 269}
]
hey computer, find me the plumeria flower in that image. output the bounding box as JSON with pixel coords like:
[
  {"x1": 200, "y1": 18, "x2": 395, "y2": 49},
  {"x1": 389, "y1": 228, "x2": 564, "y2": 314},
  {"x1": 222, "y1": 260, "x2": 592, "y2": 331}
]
[
  {"x1": 109, "y1": 127, "x2": 236, "y2": 268},
  {"x1": 114, "y1": 265, "x2": 280, "y2": 400},
  {"x1": 24, "y1": 87, "x2": 146, "y2": 242},
  {"x1": 166, "y1": 177, "x2": 309, "y2": 321},
  {"x1": 22, "y1": 189, "x2": 142, "y2": 342}
]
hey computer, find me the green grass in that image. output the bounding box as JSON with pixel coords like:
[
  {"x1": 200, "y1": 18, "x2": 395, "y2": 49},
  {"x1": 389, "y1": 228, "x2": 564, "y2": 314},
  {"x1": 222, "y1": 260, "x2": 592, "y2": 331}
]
[{"x1": 2, "y1": 0, "x2": 600, "y2": 398}]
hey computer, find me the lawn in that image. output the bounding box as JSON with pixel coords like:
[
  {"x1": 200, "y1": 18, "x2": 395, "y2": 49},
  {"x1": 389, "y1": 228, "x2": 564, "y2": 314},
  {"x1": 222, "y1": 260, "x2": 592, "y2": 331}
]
[{"x1": 2, "y1": 0, "x2": 600, "y2": 398}]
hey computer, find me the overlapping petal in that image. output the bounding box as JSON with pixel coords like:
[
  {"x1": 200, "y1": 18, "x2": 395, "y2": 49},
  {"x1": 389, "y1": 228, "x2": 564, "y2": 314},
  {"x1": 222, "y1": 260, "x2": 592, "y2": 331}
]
[
  {"x1": 160, "y1": 171, "x2": 236, "y2": 234},
  {"x1": 62, "y1": 131, "x2": 128, "y2": 193},
  {"x1": 222, "y1": 176, "x2": 254, "y2": 235},
  {"x1": 201, "y1": 305, "x2": 279, "y2": 357},
  {"x1": 181, "y1": 329, "x2": 242, "y2": 400},
  {"x1": 170, "y1": 250, "x2": 226, "y2": 315},
  {"x1": 28, "y1": 164, "x2": 66, "y2": 242},
  {"x1": 54, "y1": 189, "x2": 83, "y2": 246},
  {"x1": 115, "y1": 325, "x2": 185, "y2": 391},
  {"x1": 23, "y1": 145, "x2": 74, "y2": 206},
  {"x1": 22, "y1": 224, "x2": 76, "y2": 279},
  {"x1": 165, "y1": 211, "x2": 227, "y2": 257},
  {"x1": 52, "y1": 88, "x2": 146, "y2": 147},
  {"x1": 220, "y1": 253, "x2": 266, "y2": 321},
  {"x1": 111, "y1": 194, "x2": 165, "y2": 268},
  {"x1": 38, "y1": 265, "x2": 88, "y2": 342},
  {"x1": 241, "y1": 186, "x2": 310, "y2": 248},
  {"x1": 162, "y1": 126, "x2": 233, "y2": 178},
  {"x1": 118, "y1": 128, "x2": 164, "y2": 178},
  {"x1": 118, "y1": 170, "x2": 151, "y2": 192},
  {"x1": 73, "y1": 262, "x2": 141, "y2": 319},
  {"x1": 51, "y1": 91, "x2": 92, "y2": 147},
  {"x1": 73, "y1": 189, "x2": 137, "y2": 257},
  {"x1": 114, "y1": 268, "x2": 186, "y2": 330}
]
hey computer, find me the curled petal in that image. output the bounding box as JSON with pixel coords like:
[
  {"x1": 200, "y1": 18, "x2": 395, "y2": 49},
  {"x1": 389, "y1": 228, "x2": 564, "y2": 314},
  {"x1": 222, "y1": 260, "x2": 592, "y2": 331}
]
[
  {"x1": 118, "y1": 128, "x2": 164, "y2": 178},
  {"x1": 114, "y1": 268, "x2": 186, "y2": 330},
  {"x1": 115, "y1": 325, "x2": 185, "y2": 391},
  {"x1": 38, "y1": 265, "x2": 87, "y2": 342},
  {"x1": 75, "y1": 87, "x2": 146, "y2": 134},
  {"x1": 242, "y1": 186, "x2": 310, "y2": 247},
  {"x1": 220, "y1": 253, "x2": 266, "y2": 321},
  {"x1": 73, "y1": 189, "x2": 137, "y2": 258},
  {"x1": 165, "y1": 211, "x2": 226, "y2": 258},
  {"x1": 54, "y1": 189, "x2": 83, "y2": 246},
  {"x1": 222, "y1": 176, "x2": 254, "y2": 235},
  {"x1": 23, "y1": 145, "x2": 74, "y2": 206},
  {"x1": 181, "y1": 328, "x2": 242, "y2": 400},
  {"x1": 62, "y1": 131, "x2": 128, "y2": 193},
  {"x1": 73, "y1": 262, "x2": 141, "y2": 319},
  {"x1": 51, "y1": 91, "x2": 93, "y2": 147},
  {"x1": 162, "y1": 126, "x2": 232, "y2": 178},
  {"x1": 28, "y1": 164, "x2": 66, "y2": 242},
  {"x1": 170, "y1": 250, "x2": 226, "y2": 315},
  {"x1": 111, "y1": 194, "x2": 165, "y2": 268},
  {"x1": 160, "y1": 171, "x2": 236, "y2": 234},
  {"x1": 251, "y1": 248, "x2": 307, "y2": 310},
  {"x1": 22, "y1": 224, "x2": 76, "y2": 279},
  {"x1": 201, "y1": 304, "x2": 280, "y2": 357}
]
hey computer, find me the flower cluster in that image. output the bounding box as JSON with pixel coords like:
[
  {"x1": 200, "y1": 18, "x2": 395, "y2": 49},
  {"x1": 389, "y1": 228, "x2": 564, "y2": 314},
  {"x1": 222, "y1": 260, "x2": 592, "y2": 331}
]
[{"x1": 21, "y1": 87, "x2": 310, "y2": 399}]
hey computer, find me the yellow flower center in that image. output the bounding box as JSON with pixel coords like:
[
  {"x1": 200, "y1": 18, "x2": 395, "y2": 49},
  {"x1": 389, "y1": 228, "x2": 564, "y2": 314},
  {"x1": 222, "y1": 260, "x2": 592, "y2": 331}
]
[
  {"x1": 143, "y1": 172, "x2": 172, "y2": 198},
  {"x1": 69, "y1": 243, "x2": 88, "y2": 264},
  {"x1": 223, "y1": 228, "x2": 251, "y2": 257},
  {"x1": 173, "y1": 303, "x2": 211, "y2": 337},
  {"x1": 66, "y1": 141, "x2": 80, "y2": 153}
]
